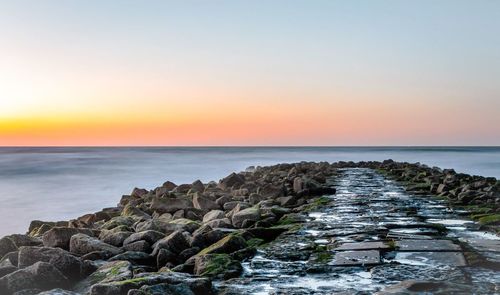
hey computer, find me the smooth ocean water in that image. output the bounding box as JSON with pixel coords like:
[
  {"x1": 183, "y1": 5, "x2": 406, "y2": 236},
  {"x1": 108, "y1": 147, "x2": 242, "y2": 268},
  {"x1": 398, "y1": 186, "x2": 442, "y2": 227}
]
[{"x1": 0, "y1": 146, "x2": 498, "y2": 237}]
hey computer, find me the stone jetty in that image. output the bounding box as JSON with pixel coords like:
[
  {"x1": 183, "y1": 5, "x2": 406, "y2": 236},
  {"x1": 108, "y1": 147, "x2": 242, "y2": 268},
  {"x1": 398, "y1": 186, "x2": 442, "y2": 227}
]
[{"x1": 0, "y1": 160, "x2": 498, "y2": 294}]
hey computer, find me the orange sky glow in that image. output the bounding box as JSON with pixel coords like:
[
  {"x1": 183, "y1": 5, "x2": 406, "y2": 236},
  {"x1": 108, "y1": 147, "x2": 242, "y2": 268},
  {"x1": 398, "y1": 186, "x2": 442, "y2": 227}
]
[{"x1": 0, "y1": 1, "x2": 499, "y2": 146}]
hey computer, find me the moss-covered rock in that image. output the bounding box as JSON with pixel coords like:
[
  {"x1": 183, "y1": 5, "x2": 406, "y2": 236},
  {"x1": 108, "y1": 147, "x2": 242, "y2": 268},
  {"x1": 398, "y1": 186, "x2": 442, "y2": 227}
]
[{"x1": 193, "y1": 254, "x2": 242, "y2": 279}]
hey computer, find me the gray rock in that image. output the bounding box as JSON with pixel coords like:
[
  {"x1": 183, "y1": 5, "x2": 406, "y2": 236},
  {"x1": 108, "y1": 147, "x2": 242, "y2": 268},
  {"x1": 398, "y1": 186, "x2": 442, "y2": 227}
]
[
  {"x1": 193, "y1": 254, "x2": 242, "y2": 279},
  {"x1": 0, "y1": 262, "x2": 68, "y2": 293},
  {"x1": 122, "y1": 240, "x2": 151, "y2": 253},
  {"x1": 192, "y1": 194, "x2": 219, "y2": 211},
  {"x1": 69, "y1": 234, "x2": 122, "y2": 256},
  {"x1": 123, "y1": 230, "x2": 165, "y2": 246},
  {"x1": 37, "y1": 289, "x2": 80, "y2": 295},
  {"x1": 202, "y1": 210, "x2": 225, "y2": 223},
  {"x1": 149, "y1": 197, "x2": 193, "y2": 214},
  {"x1": 99, "y1": 230, "x2": 133, "y2": 247},
  {"x1": 218, "y1": 173, "x2": 245, "y2": 190},
  {"x1": 231, "y1": 207, "x2": 261, "y2": 228},
  {"x1": 0, "y1": 237, "x2": 17, "y2": 259},
  {"x1": 73, "y1": 260, "x2": 132, "y2": 294},
  {"x1": 18, "y1": 246, "x2": 84, "y2": 280},
  {"x1": 197, "y1": 234, "x2": 246, "y2": 255},
  {"x1": 152, "y1": 231, "x2": 190, "y2": 255},
  {"x1": 89, "y1": 271, "x2": 213, "y2": 295},
  {"x1": 0, "y1": 257, "x2": 17, "y2": 277},
  {"x1": 204, "y1": 218, "x2": 233, "y2": 229},
  {"x1": 42, "y1": 227, "x2": 94, "y2": 250}
]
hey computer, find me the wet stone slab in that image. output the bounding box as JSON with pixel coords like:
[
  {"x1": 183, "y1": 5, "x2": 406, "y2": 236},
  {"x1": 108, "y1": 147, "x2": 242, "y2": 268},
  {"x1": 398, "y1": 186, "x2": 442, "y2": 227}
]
[
  {"x1": 330, "y1": 250, "x2": 381, "y2": 266},
  {"x1": 396, "y1": 239, "x2": 462, "y2": 251},
  {"x1": 335, "y1": 241, "x2": 390, "y2": 251},
  {"x1": 393, "y1": 251, "x2": 467, "y2": 266},
  {"x1": 465, "y1": 238, "x2": 500, "y2": 253}
]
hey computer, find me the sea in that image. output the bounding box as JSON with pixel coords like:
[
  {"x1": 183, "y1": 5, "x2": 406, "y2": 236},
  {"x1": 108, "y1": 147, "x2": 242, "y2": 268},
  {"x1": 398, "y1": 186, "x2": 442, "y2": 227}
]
[{"x1": 0, "y1": 146, "x2": 498, "y2": 237}]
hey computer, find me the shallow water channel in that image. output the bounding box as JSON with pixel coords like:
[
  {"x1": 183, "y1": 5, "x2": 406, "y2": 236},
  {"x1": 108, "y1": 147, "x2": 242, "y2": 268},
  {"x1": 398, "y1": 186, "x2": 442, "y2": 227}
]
[{"x1": 217, "y1": 168, "x2": 500, "y2": 294}]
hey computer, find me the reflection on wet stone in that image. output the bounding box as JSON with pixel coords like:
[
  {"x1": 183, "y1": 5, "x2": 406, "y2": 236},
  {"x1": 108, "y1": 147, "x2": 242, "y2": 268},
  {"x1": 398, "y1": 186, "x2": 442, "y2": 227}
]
[{"x1": 216, "y1": 168, "x2": 500, "y2": 294}]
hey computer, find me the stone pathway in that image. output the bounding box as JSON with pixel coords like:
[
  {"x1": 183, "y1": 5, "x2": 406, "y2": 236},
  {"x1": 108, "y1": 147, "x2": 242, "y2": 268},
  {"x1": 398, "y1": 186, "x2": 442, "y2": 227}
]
[{"x1": 217, "y1": 168, "x2": 500, "y2": 294}]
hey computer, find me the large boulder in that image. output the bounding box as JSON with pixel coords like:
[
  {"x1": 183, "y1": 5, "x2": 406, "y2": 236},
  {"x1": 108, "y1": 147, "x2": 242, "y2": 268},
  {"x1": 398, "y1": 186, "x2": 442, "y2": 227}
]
[
  {"x1": 152, "y1": 231, "x2": 190, "y2": 256},
  {"x1": 231, "y1": 207, "x2": 261, "y2": 228},
  {"x1": 150, "y1": 197, "x2": 193, "y2": 214},
  {"x1": 197, "y1": 234, "x2": 247, "y2": 255},
  {"x1": 0, "y1": 237, "x2": 17, "y2": 259},
  {"x1": 135, "y1": 219, "x2": 199, "y2": 235},
  {"x1": 123, "y1": 230, "x2": 165, "y2": 246},
  {"x1": 205, "y1": 218, "x2": 233, "y2": 229},
  {"x1": 202, "y1": 210, "x2": 225, "y2": 223},
  {"x1": 192, "y1": 194, "x2": 219, "y2": 211},
  {"x1": 218, "y1": 173, "x2": 245, "y2": 190},
  {"x1": 98, "y1": 230, "x2": 133, "y2": 247},
  {"x1": 17, "y1": 246, "x2": 84, "y2": 281},
  {"x1": 0, "y1": 258, "x2": 17, "y2": 277},
  {"x1": 42, "y1": 227, "x2": 94, "y2": 250},
  {"x1": 69, "y1": 234, "x2": 122, "y2": 256},
  {"x1": 0, "y1": 262, "x2": 68, "y2": 294},
  {"x1": 89, "y1": 271, "x2": 213, "y2": 295},
  {"x1": 190, "y1": 226, "x2": 226, "y2": 249},
  {"x1": 193, "y1": 254, "x2": 242, "y2": 279},
  {"x1": 74, "y1": 260, "x2": 133, "y2": 294}
]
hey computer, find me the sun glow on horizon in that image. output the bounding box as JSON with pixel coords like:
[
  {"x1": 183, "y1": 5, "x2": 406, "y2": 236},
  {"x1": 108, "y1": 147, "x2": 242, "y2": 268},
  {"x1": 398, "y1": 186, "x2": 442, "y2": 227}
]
[{"x1": 0, "y1": 1, "x2": 499, "y2": 146}]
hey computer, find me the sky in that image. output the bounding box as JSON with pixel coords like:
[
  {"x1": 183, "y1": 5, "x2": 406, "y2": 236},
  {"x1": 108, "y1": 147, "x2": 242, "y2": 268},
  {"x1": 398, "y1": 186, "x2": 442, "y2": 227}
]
[{"x1": 0, "y1": 0, "x2": 499, "y2": 146}]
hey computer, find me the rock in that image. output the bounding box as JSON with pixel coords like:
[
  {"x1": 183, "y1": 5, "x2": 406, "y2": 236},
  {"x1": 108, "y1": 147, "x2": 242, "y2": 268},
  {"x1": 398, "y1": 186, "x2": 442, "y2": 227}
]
[
  {"x1": 129, "y1": 283, "x2": 196, "y2": 295},
  {"x1": 99, "y1": 230, "x2": 133, "y2": 247},
  {"x1": 5, "y1": 235, "x2": 42, "y2": 248},
  {"x1": 257, "y1": 184, "x2": 284, "y2": 199},
  {"x1": 152, "y1": 231, "x2": 190, "y2": 256},
  {"x1": 124, "y1": 231, "x2": 165, "y2": 246},
  {"x1": 190, "y1": 225, "x2": 226, "y2": 249},
  {"x1": 42, "y1": 227, "x2": 94, "y2": 250},
  {"x1": 375, "y1": 280, "x2": 474, "y2": 294},
  {"x1": 202, "y1": 210, "x2": 225, "y2": 223},
  {"x1": 37, "y1": 289, "x2": 80, "y2": 295},
  {"x1": 204, "y1": 218, "x2": 233, "y2": 229},
  {"x1": 73, "y1": 260, "x2": 133, "y2": 294},
  {"x1": 215, "y1": 195, "x2": 232, "y2": 207},
  {"x1": 101, "y1": 216, "x2": 135, "y2": 230},
  {"x1": 162, "y1": 181, "x2": 177, "y2": 191},
  {"x1": 131, "y1": 188, "x2": 148, "y2": 198},
  {"x1": 293, "y1": 177, "x2": 303, "y2": 193},
  {"x1": 191, "y1": 180, "x2": 205, "y2": 192},
  {"x1": 192, "y1": 194, "x2": 219, "y2": 211},
  {"x1": 69, "y1": 234, "x2": 122, "y2": 256},
  {"x1": 0, "y1": 262, "x2": 68, "y2": 293},
  {"x1": 276, "y1": 195, "x2": 297, "y2": 207},
  {"x1": 89, "y1": 271, "x2": 213, "y2": 295},
  {"x1": 156, "y1": 248, "x2": 178, "y2": 268},
  {"x1": 121, "y1": 205, "x2": 150, "y2": 219},
  {"x1": 109, "y1": 251, "x2": 154, "y2": 266},
  {"x1": 172, "y1": 209, "x2": 185, "y2": 219},
  {"x1": 223, "y1": 201, "x2": 249, "y2": 211},
  {"x1": 122, "y1": 240, "x2": 151, "y2": 253},
  {"x1": 219, "y1": 173, "x2": 245, "y2": 190},
  {"x1": 193, "y1": 254, "x2": 242, "y2": 279},
  {"x1": 17, "y1": 246, "x2": 84, "y2": 281},
  {"x1": 172, "y1": 184, "x2": 192, "y2": 194},
  {"x1": 150, "y1": 197, "x2": 193, "y2": 214},
  {"x1": 248, "y1": 193, "x2": 264, "y2": 205},
  {"x1": 0, "y1": 237, "x2": 17, "y2": 259},
  {"x1": 197, "y1": 234, "x2": 247, "y2": 255},
  {"x1": 231, "y1": 207, "x2": 261, "y2": 228},
  {"x1": 0, "y1": 257, "x2": 17, "y2": 277}
]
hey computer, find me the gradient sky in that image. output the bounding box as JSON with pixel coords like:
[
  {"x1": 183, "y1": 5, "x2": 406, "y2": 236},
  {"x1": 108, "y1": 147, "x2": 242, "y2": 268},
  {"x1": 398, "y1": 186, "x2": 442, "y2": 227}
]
[{"x1": 0, "y1": 0, "x2": 499, "y2": 146}]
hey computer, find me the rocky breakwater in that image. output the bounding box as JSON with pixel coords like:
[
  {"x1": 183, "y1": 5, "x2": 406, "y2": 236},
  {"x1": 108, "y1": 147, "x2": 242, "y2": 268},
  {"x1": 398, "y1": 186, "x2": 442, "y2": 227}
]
[
  {"x1": 0, "y1": 162, "x2": 336, "y2": 295},
  {"x1": 344, "y1": 159, "x2": 500, "y2": 231}
]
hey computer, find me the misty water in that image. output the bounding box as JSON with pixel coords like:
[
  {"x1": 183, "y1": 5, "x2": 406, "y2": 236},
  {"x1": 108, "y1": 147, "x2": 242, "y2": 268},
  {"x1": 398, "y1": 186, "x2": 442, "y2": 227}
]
[{"x1": 0, "y1": 147, "x2": 499, "y2": 237}]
